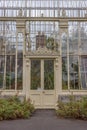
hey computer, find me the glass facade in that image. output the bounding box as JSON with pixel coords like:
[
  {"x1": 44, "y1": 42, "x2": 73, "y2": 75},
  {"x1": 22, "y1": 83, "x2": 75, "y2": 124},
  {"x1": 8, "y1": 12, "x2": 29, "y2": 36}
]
[
  {"x1": 0, "y1": 22, "x2": 23, "y2": 90},
  {"x1": 0, "y1": 0, "x2": 86, "y2": 17},
  {"x1": 0, "y1": 0, "x2": 87, "y2": 90},
  {"x1": 62, "y1": 22, "x2": 87, "y2": 90}
]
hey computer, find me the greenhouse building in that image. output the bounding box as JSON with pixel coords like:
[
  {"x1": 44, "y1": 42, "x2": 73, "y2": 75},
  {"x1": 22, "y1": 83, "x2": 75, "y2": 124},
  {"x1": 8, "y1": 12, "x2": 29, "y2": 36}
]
[{"x1": 0, "y1": 0, "x2": 87, "y2": 108}]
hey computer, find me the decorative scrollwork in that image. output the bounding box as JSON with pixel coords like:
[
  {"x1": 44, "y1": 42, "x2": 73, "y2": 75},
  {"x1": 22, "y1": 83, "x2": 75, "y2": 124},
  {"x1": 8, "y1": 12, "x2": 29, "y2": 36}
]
[
  {"x1": 28, "y1": 46, "x2": 59, "y2": 56},
  {"x1": 26, "y1": 59, "x2": 30, "y2": 67}
]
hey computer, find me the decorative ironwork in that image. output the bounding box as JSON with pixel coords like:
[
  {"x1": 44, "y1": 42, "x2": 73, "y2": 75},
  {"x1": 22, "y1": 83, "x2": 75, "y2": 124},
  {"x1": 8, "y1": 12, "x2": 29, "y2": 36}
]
[{"x1": 27, "y1": 47, "x2": 59, "y2": 56}]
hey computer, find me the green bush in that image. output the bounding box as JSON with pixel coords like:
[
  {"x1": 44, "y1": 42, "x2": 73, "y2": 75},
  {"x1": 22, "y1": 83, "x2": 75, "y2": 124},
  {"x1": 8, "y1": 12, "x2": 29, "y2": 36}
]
[
  {"x1": 0, "y1": 96, "x2": 35, "y2": 121},
  {"x1": 56, "y1": 96, "x2": 87, "y2": 120}
]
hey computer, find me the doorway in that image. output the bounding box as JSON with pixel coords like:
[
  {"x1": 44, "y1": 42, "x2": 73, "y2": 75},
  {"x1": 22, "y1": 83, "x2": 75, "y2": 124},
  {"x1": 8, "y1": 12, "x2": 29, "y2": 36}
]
[{"x1": 29, "y1": 59, "x2": 56, "y2": 109}]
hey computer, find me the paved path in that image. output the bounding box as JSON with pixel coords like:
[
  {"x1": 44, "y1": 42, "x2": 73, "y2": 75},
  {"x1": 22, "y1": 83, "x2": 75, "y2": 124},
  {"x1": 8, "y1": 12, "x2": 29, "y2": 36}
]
[{"x1": 0, "y1": 110, "x2": 87, "y2": 130}]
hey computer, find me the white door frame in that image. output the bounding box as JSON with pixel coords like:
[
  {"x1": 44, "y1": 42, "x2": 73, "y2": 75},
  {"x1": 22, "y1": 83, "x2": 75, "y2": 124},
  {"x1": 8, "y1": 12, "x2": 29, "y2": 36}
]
[{"x1": 25, "y1": 56, "x2": 61, "y2": 109}]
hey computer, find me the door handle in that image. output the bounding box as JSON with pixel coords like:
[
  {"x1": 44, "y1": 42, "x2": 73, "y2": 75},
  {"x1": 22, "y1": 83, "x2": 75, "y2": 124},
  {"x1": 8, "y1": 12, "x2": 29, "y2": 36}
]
[{"x1": 42, "y1": 91, "x2": 45, "y2": 94}]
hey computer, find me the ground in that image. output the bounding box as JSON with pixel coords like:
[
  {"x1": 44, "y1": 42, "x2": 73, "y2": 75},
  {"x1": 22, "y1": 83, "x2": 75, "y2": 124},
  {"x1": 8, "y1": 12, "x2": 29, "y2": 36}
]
[{"x1": 0, "y1": 110, "x2": 87, "y2": 130}]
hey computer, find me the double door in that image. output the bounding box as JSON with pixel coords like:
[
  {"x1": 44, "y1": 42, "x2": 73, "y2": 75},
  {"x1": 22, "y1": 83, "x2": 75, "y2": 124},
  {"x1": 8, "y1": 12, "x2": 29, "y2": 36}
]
[{"x1": 29, "y1": 59, "x2": 56, "y2": 109}]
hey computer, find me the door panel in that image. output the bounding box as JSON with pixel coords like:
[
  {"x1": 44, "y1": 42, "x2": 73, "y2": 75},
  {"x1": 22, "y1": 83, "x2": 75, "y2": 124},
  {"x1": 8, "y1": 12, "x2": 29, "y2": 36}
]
[
  {"x1": 30, "y1": 91, "x2": 42, "y2": 108},
  {"x1": 42, "y1": 90, "x2": 55, "y2": 108}
]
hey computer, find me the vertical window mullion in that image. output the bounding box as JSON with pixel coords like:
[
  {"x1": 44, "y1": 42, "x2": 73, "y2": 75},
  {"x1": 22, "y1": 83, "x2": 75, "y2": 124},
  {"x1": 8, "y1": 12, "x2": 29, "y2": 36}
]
[
  {"x1": 15, "y1": 32, "x2": 18, "y2": 90},
  {"x1": 41, "y1": 59, "x2": 44, "y2": 90}
]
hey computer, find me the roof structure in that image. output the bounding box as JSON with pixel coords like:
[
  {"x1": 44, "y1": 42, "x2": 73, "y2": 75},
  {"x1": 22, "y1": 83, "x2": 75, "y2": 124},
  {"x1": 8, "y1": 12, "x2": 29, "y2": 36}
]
[{"x1": 0, "y1": 0, "x2": 86, "y2": 17}]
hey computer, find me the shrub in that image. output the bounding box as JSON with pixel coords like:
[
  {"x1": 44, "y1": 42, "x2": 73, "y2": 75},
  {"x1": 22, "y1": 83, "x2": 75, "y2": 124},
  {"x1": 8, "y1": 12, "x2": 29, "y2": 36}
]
[
  {"x1": 0, "y1": 96, "x2": 35, "y2": 121},
  {"x1": 56, "y1": 96, "x2": 87, "y2": 120}
]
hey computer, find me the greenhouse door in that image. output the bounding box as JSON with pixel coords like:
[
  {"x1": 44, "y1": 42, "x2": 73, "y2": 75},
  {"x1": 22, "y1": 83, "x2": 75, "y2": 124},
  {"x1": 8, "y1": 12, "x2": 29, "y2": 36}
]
[{"x1": 29, "y1": 59, "x2": 56, "y2": 109}]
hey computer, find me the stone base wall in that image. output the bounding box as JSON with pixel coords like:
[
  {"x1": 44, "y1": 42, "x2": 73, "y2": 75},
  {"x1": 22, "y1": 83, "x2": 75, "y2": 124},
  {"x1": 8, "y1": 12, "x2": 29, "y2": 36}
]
[
  {"x1": 0, "y1": 95, "x2": 25, "y2": 102},
  {"x1": 58, "y1": 94, "x2": 87, "y2": 102}
]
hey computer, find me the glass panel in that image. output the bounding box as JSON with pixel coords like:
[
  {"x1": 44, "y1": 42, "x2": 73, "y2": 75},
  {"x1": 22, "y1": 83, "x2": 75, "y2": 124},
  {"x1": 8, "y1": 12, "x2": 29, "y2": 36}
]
[
  {"x1": 17, "y1": 33, "x2": 23, "y2": 90},
  {"x1": 0, "y1": 56, "x2": 4, "y2": 88},
  {"x1": 26, "y1": 21, "x2": 59, "y2": 52},
  {"x1": 31, "y1": 60, "x2": 41, "y2": 90},
  {"x1": 44, "y1": 60, "x2": 54, "y2": 90},
  {"x1": 5, "y1": 55, "x2": 15, "y2": 89},
  {"x1": 81, "y1": 22, "x2": 87, "y2": 53},
  {"x1": 17, "y1": 52, "x2": 23, "y2": 90},
  {"x1": 69, "y1": 56, "x2": 79, "y2": 89},
  {"x1": 6, "y1": 55, "x2": 11, "y2": 89},
  {"x1": 69, "y1": 22, "x2": 78, "y2": 54},
  {"x1": 80, "y1": 57, "x2": 87, "y2": 89},
  {"x1": 0, "y1": 21, "x2": 16, "y2": 89},
  {"x1": 10, "y1": 55, "x2": 15, "y2": 89},
  {"x1": 62, "y1": 33, "x2": 67, "y2": 55},
  {"x1": 62, "y1": 57, "x2": 68, "y2": 90}
]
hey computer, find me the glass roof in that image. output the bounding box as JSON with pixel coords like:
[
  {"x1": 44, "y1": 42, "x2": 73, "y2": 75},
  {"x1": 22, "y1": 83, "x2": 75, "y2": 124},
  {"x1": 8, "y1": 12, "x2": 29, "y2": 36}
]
[{"x1": 0, "y1": 0, "x2": 86, "y2": 17}]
